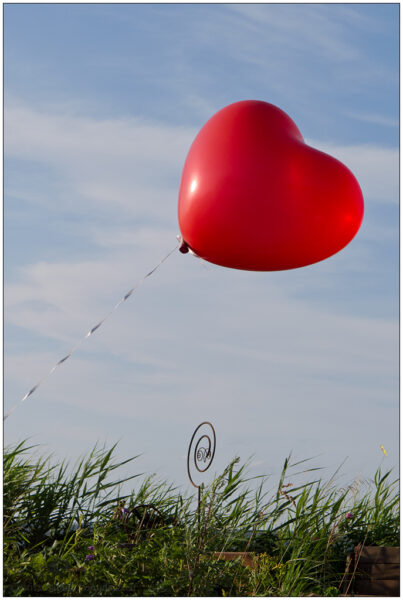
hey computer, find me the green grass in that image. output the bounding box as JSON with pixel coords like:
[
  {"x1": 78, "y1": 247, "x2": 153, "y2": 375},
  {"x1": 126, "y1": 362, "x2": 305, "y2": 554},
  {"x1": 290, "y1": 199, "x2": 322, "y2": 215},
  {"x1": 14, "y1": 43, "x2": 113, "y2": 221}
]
[{"x1": 4, "y1": 442, "x2": 399, "y2": 596}]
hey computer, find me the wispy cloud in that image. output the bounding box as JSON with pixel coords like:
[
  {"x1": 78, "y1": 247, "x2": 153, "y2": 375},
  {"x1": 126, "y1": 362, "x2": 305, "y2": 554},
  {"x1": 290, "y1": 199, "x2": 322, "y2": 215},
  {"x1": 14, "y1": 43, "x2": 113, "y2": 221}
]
[
  {"x1": 5, "y1": 242, "x2": 397, "y2": 410},
  {"x1": 344, "y1": 111, "x2": 399, "y2": 128},
  {"x1": 229, "y1": 4, "x2": 363, "y2": 62},
  {"x1": 5, "y1": 102, "x2": 196, "y2": 223}
]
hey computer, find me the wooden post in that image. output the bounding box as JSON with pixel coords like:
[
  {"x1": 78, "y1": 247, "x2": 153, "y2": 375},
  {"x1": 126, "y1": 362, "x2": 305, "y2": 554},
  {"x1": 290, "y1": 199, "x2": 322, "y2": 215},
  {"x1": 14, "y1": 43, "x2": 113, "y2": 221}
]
[{"x1": 343, "y1": 545, "x2": 400, "y2": 596}]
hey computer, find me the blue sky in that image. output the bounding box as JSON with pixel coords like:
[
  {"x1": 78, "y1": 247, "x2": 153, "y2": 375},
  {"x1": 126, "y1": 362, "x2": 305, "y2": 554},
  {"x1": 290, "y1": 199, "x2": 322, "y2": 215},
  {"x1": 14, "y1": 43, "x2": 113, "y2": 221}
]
[{"x1": 4, "y1": 4, "x2": 399, "y2": 492}]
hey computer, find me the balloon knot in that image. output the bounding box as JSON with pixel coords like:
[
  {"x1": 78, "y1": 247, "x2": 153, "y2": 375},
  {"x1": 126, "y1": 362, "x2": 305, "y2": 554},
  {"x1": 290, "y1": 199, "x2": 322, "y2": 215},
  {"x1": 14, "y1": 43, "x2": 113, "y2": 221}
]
[{"x1": 179, "y1": 239, "x2": 190, "y2": 254}]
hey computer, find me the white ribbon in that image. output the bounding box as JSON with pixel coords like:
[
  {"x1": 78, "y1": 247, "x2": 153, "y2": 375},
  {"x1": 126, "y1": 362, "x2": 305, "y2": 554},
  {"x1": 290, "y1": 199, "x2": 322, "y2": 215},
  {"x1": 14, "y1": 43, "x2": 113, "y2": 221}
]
[{"x1": 4, "y1": 242, "x2": 180, "y2": 421}]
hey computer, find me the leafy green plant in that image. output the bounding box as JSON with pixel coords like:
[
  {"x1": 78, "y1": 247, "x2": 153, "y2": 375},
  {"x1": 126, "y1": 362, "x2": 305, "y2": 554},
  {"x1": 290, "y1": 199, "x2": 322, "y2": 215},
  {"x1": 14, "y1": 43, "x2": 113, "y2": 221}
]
[{"x1": 4, "y1": 441, "x2": 142, "y2": 552}]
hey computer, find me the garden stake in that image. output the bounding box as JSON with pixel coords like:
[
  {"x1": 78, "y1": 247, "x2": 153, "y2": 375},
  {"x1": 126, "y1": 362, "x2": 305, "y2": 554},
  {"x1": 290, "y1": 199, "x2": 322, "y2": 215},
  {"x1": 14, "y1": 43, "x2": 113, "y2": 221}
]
[{"x1": 186, "y1": 421, "x2": 216, "y2": 525}]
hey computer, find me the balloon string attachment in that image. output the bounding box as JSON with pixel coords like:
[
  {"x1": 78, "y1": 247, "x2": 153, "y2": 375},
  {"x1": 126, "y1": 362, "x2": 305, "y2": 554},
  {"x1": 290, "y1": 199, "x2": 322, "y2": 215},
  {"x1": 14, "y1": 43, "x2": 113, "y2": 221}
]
[
  {"x1": 178, "y1": 239, "x2": 189, "y2": 254},
  {"x1": 176, "y1": 235, "x2": 210, "y2": 270}
]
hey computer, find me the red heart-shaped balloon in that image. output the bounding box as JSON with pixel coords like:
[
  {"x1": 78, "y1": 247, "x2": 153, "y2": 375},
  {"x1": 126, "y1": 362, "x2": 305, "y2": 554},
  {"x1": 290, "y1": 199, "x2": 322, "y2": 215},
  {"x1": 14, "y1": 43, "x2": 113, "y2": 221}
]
[{"x1": 178, "y1": 100, "x2": 364, "y2": 271}]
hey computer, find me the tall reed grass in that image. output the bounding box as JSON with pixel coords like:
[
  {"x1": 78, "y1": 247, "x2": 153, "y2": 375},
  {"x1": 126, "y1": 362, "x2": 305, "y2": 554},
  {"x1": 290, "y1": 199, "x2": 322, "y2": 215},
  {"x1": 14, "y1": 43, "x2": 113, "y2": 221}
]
[{"x1": 4, "y1": 442, "x2": 399, "y2": 596}]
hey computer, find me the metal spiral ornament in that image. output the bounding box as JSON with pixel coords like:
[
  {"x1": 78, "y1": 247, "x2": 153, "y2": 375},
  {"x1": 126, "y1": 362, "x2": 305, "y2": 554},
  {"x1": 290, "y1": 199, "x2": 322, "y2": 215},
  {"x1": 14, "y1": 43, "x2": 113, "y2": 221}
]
[{"x1": 187, "y1": 421, "x2": 216, "y2": 523}]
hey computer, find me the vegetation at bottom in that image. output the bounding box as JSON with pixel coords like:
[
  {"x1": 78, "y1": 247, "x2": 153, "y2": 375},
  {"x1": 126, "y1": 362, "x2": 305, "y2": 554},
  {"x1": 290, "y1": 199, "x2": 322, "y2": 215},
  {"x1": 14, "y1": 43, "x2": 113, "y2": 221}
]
[{"x1": 4, "y1": 441, "x2": 399, "y2": 596}]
